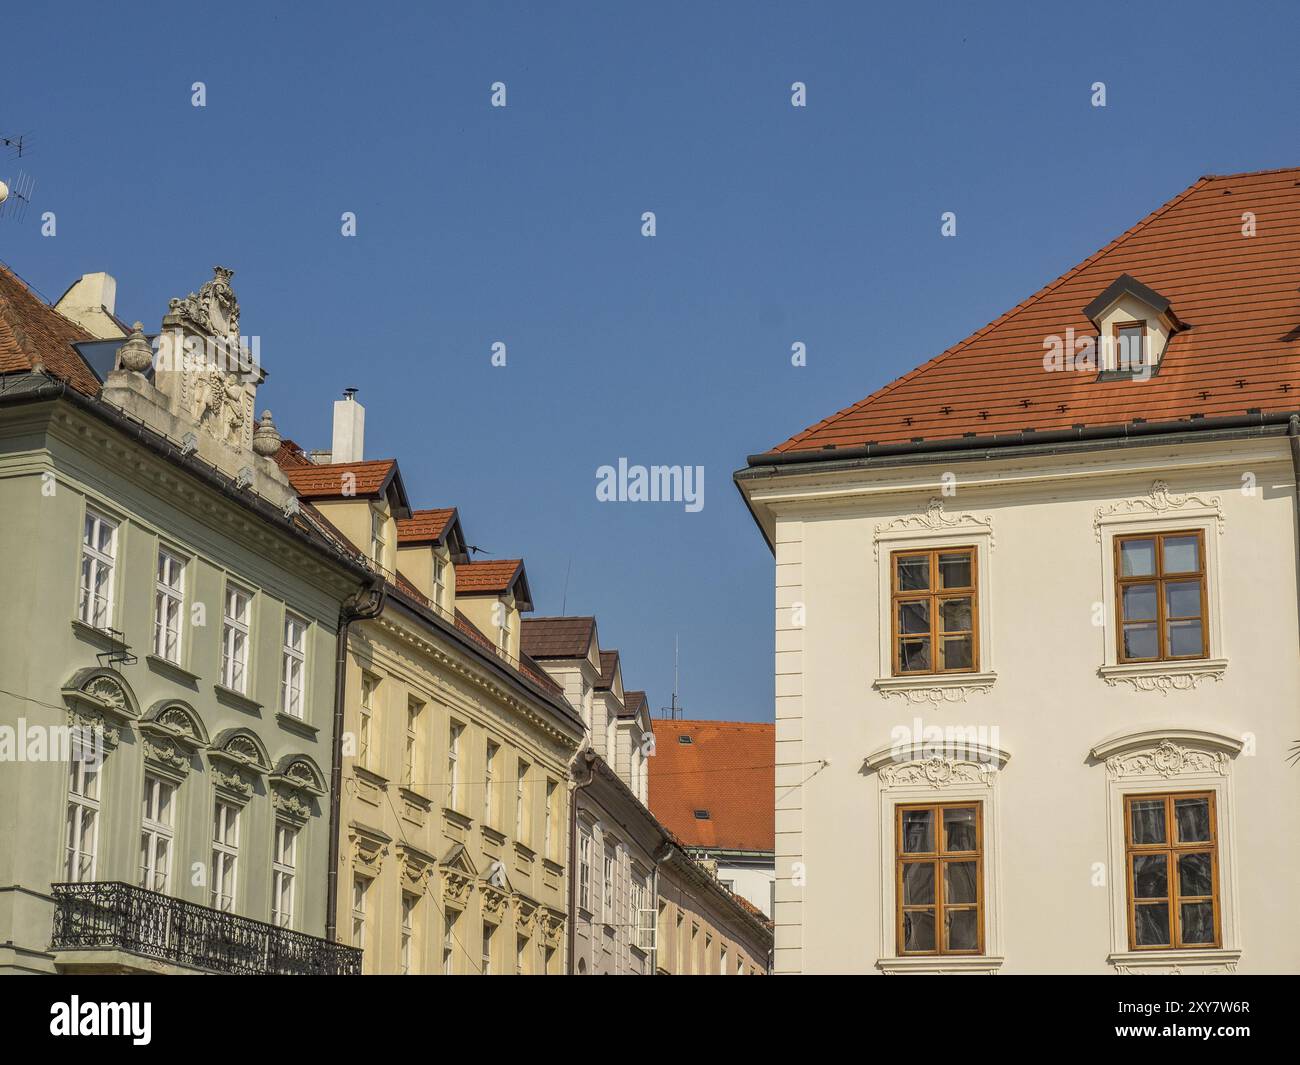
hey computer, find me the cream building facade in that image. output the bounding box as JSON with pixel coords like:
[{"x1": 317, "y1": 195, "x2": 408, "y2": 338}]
[
  {"x1": 279, "y1": 407, "x2": 583, "y2": 974},
  {"x1": 737, "y1": 168, "x2": 1300, "y2": 975}
]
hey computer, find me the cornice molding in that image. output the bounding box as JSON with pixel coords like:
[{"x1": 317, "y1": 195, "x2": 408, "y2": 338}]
[{"x1": 1090, "y1": 729, "x2": 1241, "y2": 780}]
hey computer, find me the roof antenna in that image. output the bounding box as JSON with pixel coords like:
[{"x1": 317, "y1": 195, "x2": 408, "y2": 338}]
[
  {"x1": 0, "y1": 169, "x2": 35, "y2": 222},
  {"x1": 560, "y1": 555, "x2": 572, "y2": 614},
  {"x1": 660, "y1": 633, "x2": 684, "y2": 719}
]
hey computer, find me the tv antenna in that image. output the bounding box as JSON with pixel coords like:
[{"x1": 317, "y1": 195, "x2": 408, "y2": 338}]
[
  {"x1": 1, "y1": 132, "x2": 32, "y2": 158},
  {"x1": 0, "y1": 170, "x2": 35, "y2": 222},
  {"x1": 659, "y1": 633, "x2": 684, "y2": 719}
]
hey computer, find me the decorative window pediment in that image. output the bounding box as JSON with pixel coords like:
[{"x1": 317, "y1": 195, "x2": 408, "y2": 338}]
[
  {"x1": 348, "y1": 821, "x2": 392, "y2": 874},
  {"x1": 872, "y1": 498, "x2": 994, "y2": 560},
  {"x1": 397, "y1": 844, "x2": 437, "y2": 891},
  {"x1": 1090, "y1": 727, "x2": 1241, "y2": 780},
  {"x1": 441, "y1": 842, "x2": 477, "y2": 904},
  {"x1": 61, "y1": 669, "x2": 139, "y2": 749},
  {"x1": 138, "y1": 700, "x2": 208, "y2": 779},
  {"x1": 1093, "y1": 481, "x2": 1223, "y2": 543},
  {"x1": 867, "y1": 739, "x2": 1011, "y2": 790},
  {"x1": 207, "y1": 728, "x2": 272, "y2": 803}
]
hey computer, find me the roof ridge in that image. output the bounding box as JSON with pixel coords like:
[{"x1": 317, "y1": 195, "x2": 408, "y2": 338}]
[
  {"x1": 1201, "y1": 165, "x2": 1300, "y2": 181},
  {"x1": 773, "y1": 174, "x2": 1214, "y2": 452}
]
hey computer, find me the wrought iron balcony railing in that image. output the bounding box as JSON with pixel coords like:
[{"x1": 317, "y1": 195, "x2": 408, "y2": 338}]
[{"x1": 51, "y1": 881, "x2": 361, "y2": 975}]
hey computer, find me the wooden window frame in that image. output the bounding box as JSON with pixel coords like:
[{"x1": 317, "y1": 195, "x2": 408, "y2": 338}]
[
  {"x1": 895, "y1": 801, "x2": 984, "y2": 956},
  {"x1": 1112, "y1": 319, "x2": 1148, "y2": 371},
  {"x1": 890, "y1": 547, "x2": 979, "y2": 677},
  {"x1": 1114, "y1": 530, "x2": 1208, "y2": 664},
  {"x1": 1124, "y1": 791, "x2": 1221, "y2": 951}
]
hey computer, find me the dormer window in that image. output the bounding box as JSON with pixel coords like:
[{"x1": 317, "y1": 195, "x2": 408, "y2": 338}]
[
  {"x1": 1113, "y1": 320, "x2": 1146, "y2": 372},
  {"x1": 1082, "y1": 274, "x2": 1185, "y2": 378}
]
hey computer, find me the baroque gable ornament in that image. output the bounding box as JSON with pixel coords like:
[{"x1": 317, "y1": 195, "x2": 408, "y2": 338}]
[
  {"x1": 1093, "y1": 481, "x2": 1223, "y2": 542},
  {"x1": 167, "y1": 265, "x2": 240, "y2": 340},
  {"x1": 873, "y1": 498, "x2": 995, "y2": 560},
  {"x1": 1106, "y1": 740, "x2": 1229, "y2": 780}
]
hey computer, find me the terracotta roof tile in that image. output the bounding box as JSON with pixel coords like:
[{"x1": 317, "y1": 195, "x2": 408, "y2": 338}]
[
  {"x1": 273, "y1": 438, "x2": 313, "y2": 469},
  {"x1": 455, "y1": 558, "x2": 523, "y2": 594},
  {"x1": 283, "y1": 458, "x2": 397, "y2": 499},
  {"x1": 0, "y1": 262, "x2": 101, "y2": 394},
  {"x1": 520, "y1": 616, "x2": 597, "y2": 659},
  {"x1": 649, "y1": 719, "x2": 774, "y2": 853},
  {"x1": 766, "y1": 168, "x2": 1300, "y2": 454},
  {"x1": 397, "y1": 508, "x2": 457, "y2": 544}
]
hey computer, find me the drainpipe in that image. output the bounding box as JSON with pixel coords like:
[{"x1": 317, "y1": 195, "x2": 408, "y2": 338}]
[
  {"x1": 1289, "y1": 416, "x2": 1300, "y2": 655},
  {"x1": 567, "y1": 748, "x2": 597, "y2": 974},
  {"x1": 325, "y1": 579, "x2": 386, "y2": 942}
]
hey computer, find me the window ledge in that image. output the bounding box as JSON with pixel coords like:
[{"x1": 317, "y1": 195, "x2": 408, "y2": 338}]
[
  {"x1": 1098, "y1": 659, "x2": 1227, "y2": 695},
  {"x1": 146, "y1": 654, "x2": 200, "y2": 686},
  {"x1": 214, "y1": 684, "x2": 262, "y2": 715},
  {"x1": 70, "y1": 619, "x2": 122, "y2": 647},
  {"x1": 876, "y1": 955, "x2": 1004, "y2": 975},
  {"x1": 873, "y1": 672, "x2": 997, "y2": 706},
  {"x1": 1108, "y1": 948, "x2": 1241, "y2": 974},
  {"x1": 275, "y1": 711, "x2": 319, "y2": 739}
]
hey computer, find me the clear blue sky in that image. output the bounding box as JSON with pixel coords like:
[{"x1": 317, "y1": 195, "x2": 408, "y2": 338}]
[{"x1": 3, "y1": 2, "x2": 1298, "y2": 721}]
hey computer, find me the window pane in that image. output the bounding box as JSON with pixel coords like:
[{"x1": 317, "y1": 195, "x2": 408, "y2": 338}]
[
  {"x1": 1175, "y1": 798, "x2": 1211, "y2": 843},
  {"x1": 1180, "y1": 901, "x2": 1215, "y2": 945},
  {"x1": 1167, "y1": 621, "x2": 1204, "y2": 657},
  {"x1": 1163, "y1": 535, "x2": 1200, "y2": 574},
  {"x1": 1134, "y1": 903, "x2": 1170, "y2": 946},
  {"x1": 1132, "y1": 853, "x2": 1168, "y2": 899},
  {"x1": 1122, "y1": 623, "x2": 1158, "y2": 659},
  {"x1": 1120, "y1": 539, "x2": 1156, "y2": 577},
  {"x1": 942, "y1": 807, "x2": 978, "y2": 851},
  {"x1": 902, "y1": 910, "x2": 935, "y2": 952},
  {"x1": 898, "y1": 638, "x2": 931, "y2": 673},
  {"x1": 901, "y1": 809, "x2": 933, "y2": 853},
  {"x1": 945, "y1": 908, "x2": 978, "y2": 951},
  {"x1": 1165, "y1": 581, "x2": 1201, "y2": 618},
  {"x1": 1129, "y1": 799, "x2": 1166, "y2": 844},
  {"x1": 895, "y1": 556, "x2": 929, "y2": 591},
  {"x1": 939, "y1": 598, "x2": 971, "y2": 632},
  {"x1": 900, "y1": 862, "x2": 934, "y2": 905},
  {"x1": 1121, "y1": 584, "x2": 1157, "y2": 622},
  {"x1": 940, "y1": 636, "x2": 973, "y2": 670},
  {"x1": 937, "y1": 553, "x2": 971, "y2": 589},
  {"x1": 1177, "y1": 852, "x2": 1213, "y2": 897},
  {"x1": 897, "y1": 601, "x2": 930, "y2": 635},
  {"x1": 944, "y1": 861, "x2": 978, "y2": 904}
]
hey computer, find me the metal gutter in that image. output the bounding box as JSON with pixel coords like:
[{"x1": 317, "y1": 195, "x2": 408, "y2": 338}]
[{"x1": 324, "y1": 580, "x2": 385, "y2": 943}]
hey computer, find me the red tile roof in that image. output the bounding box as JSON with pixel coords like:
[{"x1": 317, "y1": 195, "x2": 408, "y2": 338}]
[
  {"x1": 397, "y1": 508, "x2": 457, "y2": 544},
  {"x1": 273, "y1": 438, "x2": 313, "y2": 469},
  {"x1": 648, "y1": 719, "x2": 774, "y2": 854},
  {"x1": 520, "y1": 616, "x2": 597, "y2": 659},
  {"x1": 766, "y1": 167, "x2": 1300, "y2": 455},
  {"x1": 450, "y1": 608, "x2": 563, "y2": 695},
  {"x1": 455, "y1": 558, "x2": 524, "y2": 594},
  {"x1": 0, "y1": 262, "x2": 100, "y2": 394},
  {"x1": 283, "y1": 458, "x2": 397, "y2": 499}
]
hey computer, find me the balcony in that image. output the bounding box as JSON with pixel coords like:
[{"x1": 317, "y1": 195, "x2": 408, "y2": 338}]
[{"x1": 50, "y1": 881, "x2": 361, "y2": 975}]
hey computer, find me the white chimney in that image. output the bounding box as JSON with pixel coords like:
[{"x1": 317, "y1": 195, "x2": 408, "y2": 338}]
[
  {"x1": 54, "y1": 272, "x2": 123, "y2": 339},
  {"x1": 332, "y1": 389, "x2": 365, "y2": 464}
]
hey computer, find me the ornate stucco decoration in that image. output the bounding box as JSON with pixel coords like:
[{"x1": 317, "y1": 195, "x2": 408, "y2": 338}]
[
  {"x1": 873, "y1": 498, "x2": 995, "y2": 560},
  {"x1": 866, "y1": 739, "x2": 1010, "y2": 790},
  {"x1": 1099, "y1": 659, "x2": 1227, "y2": 695},
  {"x1": 138, "y1": 700, "x2": 208, "y2": 779},
  {"x1": 349, "y1": 823, "x2": 392, "y2": 874},
  {"x1": 208, "y1": 730, "x2": 272, "y2": 804},
  {"x1": 166, "y1": 265, "x2": 241, "y2": 339},
  {"x1": 1106, "y1": 741, "x2": 1228, "y2": 780},
  {"x1": 879, "y1": 756, "x2": 997, "y2": 789},
  {"x1": 272, "y1": 788, "x2": 312, "y2": 823},
  {"x1": 398, "y1": 845, "x2": 436, "y2": 891},
  {"x1": 515, "y1": 895, "x2": 539, "y2": 932},
  {"x1": 441, "y1": 844, "x2": 477, "y2": 905},
  {"x1": 1089, "y1": 727, "x2": 1242, "y2": 780},
  {"x1": 1093, "y1": 480, "x2": 1223, "y2": 542},
  {"x1": 62, "y1": 669, "x2": 139, "y2": 750},
  {"x1": 540, "y1": 908, "x2": 566, "y2": 946},
  {"x1": 875, "y1": 676, "x2": 996, "y2": 707}
]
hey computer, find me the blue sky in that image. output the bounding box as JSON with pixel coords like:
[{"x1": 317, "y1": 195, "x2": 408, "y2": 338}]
[{"x1": 3, "y1": 1, "x2": 1298, "y2": 721}]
